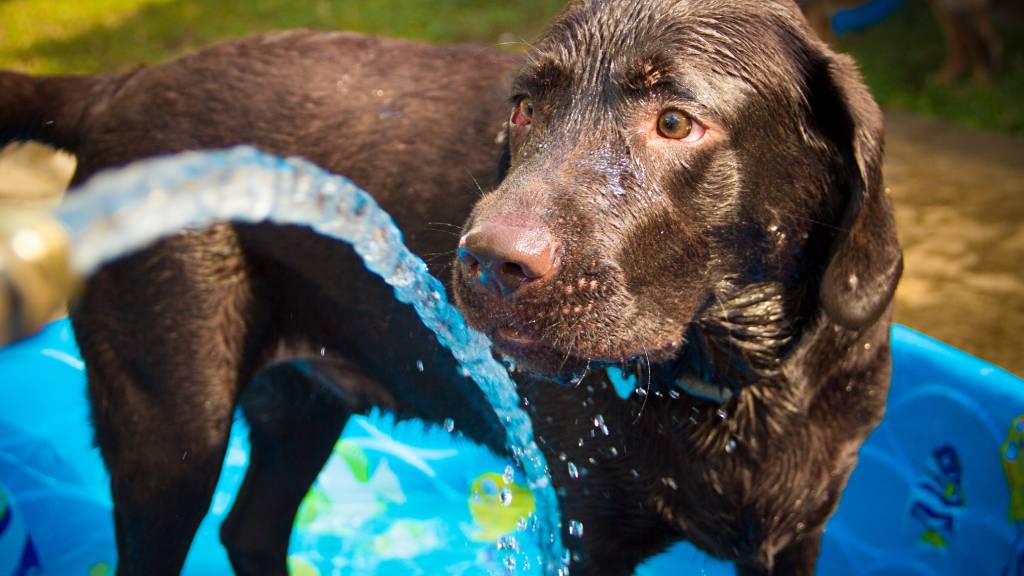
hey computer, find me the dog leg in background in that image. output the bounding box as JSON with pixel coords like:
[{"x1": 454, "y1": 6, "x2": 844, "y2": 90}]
[
  {"x1": 931, "y1": 0, "x2": 1002, "y2": 83},
  {"x1": 798, "y1": 0, "x2": 839, "y2": 44},
  {"x1": 965, "y1": 0, "x2": 1003, "y2": 81},
  {"x1": 221, "y1": 365, "x2": 351, "y2": 576}
]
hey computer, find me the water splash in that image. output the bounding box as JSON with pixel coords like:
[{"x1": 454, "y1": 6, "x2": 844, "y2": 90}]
[{"x1": 55, "y1": 146, "x2": 566, "y2": 574}]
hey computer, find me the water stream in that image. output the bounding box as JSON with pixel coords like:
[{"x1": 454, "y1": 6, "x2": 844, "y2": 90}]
[{"x1": 54, "y1": 146, "x2": 566, "y2": 574}]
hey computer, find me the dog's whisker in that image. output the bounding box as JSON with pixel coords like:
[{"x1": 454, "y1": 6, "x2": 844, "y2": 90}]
[
  {"x1": 464, "y1": 168, "x2": 487, "y2": 199},
  {"x1": 424, "y1": 226, "x2": 462, "y2": 237},
  {"x1": 782, "y1": 213, "x2": 850, "y2": 233},
  {"x1": 427, "y1": 221, "x2": 462, "y2": 229},
  {"x1": 424, "y1": 251, "x2": 457, "y2": 264},
  {"x1": 632, "y1": 347, "x2": 652, "y2": 425}
]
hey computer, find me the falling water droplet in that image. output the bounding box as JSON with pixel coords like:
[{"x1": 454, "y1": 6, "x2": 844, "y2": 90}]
[
  {"x1": 500, "y1": 486, "x2": 514, "y2": 506},
  {"x1": 443, "y1": 418, "x2": 455, "y2": 432},
  {"x1": 559, "y1": 452, "x2": 567, "y2": 462},
  {"x1": 504, "y1": 465, "x2": 515, "y2": 484},
  {"x1": 415, "y1": 360, "x2": 424, "y2": 372},
  {"x1": 593, "y1": 414, "x2": 605, "y2": 428},
  {"x1": 725, "y1": 438, "x2": 737, "y2": 454},
  {"x1": 568, "y1": 520, "x2": 584, "y2": 538},
  {"x1": 567, "y1": 462, "x2": 579, "y2": 479},
  {"x1": 716, "y1": 408, "x2": 728, "y2": 421},
  {"x1": 661, "y1": 477, "x2": 678, "y2": 490}
]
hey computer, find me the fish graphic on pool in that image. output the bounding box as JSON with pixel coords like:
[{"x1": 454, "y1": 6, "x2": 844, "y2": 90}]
[{"x1": 910, "y1": 444, "x2": 965, "y2": 549}]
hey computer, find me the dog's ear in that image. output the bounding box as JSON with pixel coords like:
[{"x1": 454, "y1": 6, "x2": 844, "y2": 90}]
[{"x1": 807, "y1": 50, "x2": 902, "y2": 330}]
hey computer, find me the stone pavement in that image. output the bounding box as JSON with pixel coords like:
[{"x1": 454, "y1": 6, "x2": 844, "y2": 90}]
[{"x1": 885, "y1": 111, "x2": 1024, "y2": 375}]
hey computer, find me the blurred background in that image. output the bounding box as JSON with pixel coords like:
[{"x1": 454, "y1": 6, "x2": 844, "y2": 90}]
[{"x1": 0, "y1": 0, "x2": 1021, "y2": 373}]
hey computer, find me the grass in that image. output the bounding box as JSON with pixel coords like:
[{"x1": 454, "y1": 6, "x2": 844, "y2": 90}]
[
  {"x1": 0, "y1": 0, "x2": 1021, "y2": 135},
  {"x1": 0, "y1": 0, "x2": 566, "y2": 73}
]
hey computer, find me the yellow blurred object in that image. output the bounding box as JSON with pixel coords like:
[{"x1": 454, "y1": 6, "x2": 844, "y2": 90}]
[
  {"x1": 286, "y1": 555, "x2": 321, "y2": 576},
  {"x1": 0, "y1": 209, "x2": 75, "y2": 346},
  {"x1": 0, "y1": 143, "x2": 74, "y2": 207},
  {"x1": 467, "y1": 472, "x2": 535, "y2": 542},
  {"x1": 1002, "y1": 415, "x2": 1024, "y2": 521}
]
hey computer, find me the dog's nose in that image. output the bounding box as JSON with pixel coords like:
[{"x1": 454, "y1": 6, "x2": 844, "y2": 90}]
[{"x1": 458, "y1": 223, "x2": 558, "y2": 296}]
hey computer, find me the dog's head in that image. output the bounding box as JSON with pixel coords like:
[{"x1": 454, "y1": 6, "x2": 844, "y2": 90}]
[{"x1": 453, "y1": 0, "x2": 900, "y2": 381}]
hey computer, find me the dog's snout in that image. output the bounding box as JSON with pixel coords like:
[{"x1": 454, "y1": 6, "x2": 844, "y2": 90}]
[{"x1": 458, "y1": 223, "x2": 558, "y2": 296}]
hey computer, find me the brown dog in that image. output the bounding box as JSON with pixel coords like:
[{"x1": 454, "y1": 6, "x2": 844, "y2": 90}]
[
  {"x1": 798, "y1": 0, "x2": 1002, "y2": 83},
  {"x1": 0, "y1": 1, "x2": 901, "y2": 575}
]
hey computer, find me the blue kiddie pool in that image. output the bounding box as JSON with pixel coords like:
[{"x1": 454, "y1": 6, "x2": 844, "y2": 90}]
[
  {"x1": 831, "y1": 0, "x2": 904, "y2": 35},
  {"x1": 1, "y1": 319, "x2": 1022, "y2": 575}
]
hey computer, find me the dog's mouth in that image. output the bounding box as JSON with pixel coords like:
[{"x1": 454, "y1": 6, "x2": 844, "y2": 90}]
[
  {"x1": 488, "y1": 325, "x2": 588, "y2": 380},
  {"x1": 480, "y1": 320, "x2": 684, "y2": 386},
  {"x1": 452, "y1": 239, "x2": 695, "y2": 383},
  {"x1": 494, "y1": 326, "x2": 543, "y2": 349},
  {"x1": 454, "y1": 275, "x2": 692, "y2": 383}
]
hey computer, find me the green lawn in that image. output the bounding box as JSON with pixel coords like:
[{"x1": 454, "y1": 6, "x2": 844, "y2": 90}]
[
  {"x1": 1, "y1": 0, "x2": 1021, "y2": 135},
  {"x1": 0, "y1": 0, "x2": 565, "y2": 73}
]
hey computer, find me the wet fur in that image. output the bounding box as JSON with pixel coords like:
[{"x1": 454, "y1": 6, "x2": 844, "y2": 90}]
[{"x1": 0, "y1": 2, "x2": 900, "y2": 575}]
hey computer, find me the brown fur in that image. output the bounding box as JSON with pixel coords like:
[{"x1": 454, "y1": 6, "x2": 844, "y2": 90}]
[{"x1": 0, "y1": 2, "x2": 901, "y2": 575}]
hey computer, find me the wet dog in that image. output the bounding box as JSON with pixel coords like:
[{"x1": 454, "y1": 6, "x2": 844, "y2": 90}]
[{"x1": 0, "y1": 1, "x2": 901, "y2": 574}]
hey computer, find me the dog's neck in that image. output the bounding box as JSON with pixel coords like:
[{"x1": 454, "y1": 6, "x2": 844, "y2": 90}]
[
  {"x1": 598, "y1": 281, "x2": 799, "y2": 404},
  {"x1": 666, "y1": 280, "x2": 797, "y2": 400}
]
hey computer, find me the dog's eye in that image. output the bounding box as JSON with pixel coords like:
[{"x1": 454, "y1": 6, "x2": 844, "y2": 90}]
[
  {"x1": 511, "y1": 98, "x2": 533, "y2": 126},
  {"x1": 657, "y1": 109, "x2": 703, "y2": 141}
]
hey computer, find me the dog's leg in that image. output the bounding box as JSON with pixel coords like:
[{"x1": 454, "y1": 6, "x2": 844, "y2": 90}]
[
  {"x1": 932, "y1": 0, "x2": 971, "y2": 84},
  {"x1": 85, "y1": 335, "x2": 245, "y2": 576},
  {"x1": 966, "y1": 2, "x2": 1002, "y2": 82},
  {"x1": 76, "y1": 227, "x2": 265, "y2": 575},
  {"x1": 221, "y1": 363, "x2": 351, "y2": 575}
]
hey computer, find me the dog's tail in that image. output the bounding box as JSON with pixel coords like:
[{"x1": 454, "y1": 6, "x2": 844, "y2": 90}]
[{"x1": 0, "y1": 70, "x2": 106, "y2": 153}]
